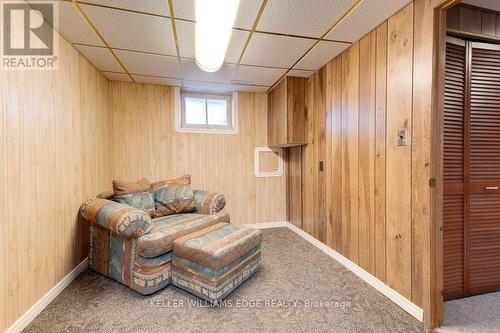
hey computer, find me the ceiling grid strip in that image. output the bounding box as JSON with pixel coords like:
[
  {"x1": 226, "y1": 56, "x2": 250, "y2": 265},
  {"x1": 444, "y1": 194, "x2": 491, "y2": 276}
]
[
  {"x1": 235, "y1": 0, "x2": 269, "y2": 67},
  {"x1": 75, "y1": 0, "x2": 171, "y2": 19},
  {"x1": 167, "y1": 0, "x2": 184, "y2": 87},
  {"x1": 268, "y1": 0, "x2": 365, "y2": 92},
  {"x1": 71, "y1": 0, "x2": 135, "y2": 82},
  {"x1": 70, "y1": 43, "x2": 296, "y2": 71},
  {"x1": 101, "y1": 71, "x2": 271, "y2": 89}
]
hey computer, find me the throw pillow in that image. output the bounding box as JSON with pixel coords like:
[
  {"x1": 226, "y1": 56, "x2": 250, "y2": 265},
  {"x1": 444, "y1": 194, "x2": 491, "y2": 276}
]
[
  {"x1": 112, "y1": 178, "x2": 155, "y2": 217},
  {"x1": 152, "y1": 175, "x2": 196, "y2": 217}
]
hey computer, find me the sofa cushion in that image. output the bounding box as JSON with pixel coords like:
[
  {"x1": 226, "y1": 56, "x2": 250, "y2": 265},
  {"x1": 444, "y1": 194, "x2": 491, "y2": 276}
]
[
  {"x1": 152, "y1": 176, "x2": 196, "y2": 218},
  {"x1": 113, "y1": 178, "x2": 155, "y2": 217},
  {"x1": 136, "y1": 212, "x2": 229, "y2": 259}
]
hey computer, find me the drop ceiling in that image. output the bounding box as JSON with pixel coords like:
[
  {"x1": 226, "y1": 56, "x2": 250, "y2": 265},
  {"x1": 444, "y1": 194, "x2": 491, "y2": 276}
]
[{"x1": 54, "y1": 0, "x2": 411, "y2": 93}]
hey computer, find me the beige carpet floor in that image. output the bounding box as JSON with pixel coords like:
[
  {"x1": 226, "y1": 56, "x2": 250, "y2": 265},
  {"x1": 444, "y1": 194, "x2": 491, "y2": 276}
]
[
  {"x1": 24, "y1": 228, "x2": 426, "y2": 333},
  {"x1": 436, "y1": 292, "x2": 500, "y2": 333}
]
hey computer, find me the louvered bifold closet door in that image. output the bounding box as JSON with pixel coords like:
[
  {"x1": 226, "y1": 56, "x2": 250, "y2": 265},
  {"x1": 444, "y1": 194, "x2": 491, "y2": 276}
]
[
  {"x1": 443, "y1": 37, "x2": 466, "y2": 300},
  {"x1": 468, "y1": 42, "x2": 500, "y2": 295}
]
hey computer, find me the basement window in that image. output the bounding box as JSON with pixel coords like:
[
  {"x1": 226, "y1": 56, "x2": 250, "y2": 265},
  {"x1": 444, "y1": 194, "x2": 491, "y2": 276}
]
[{"x1": 177, "y1": 92, "x2": 238, "y2": 134}]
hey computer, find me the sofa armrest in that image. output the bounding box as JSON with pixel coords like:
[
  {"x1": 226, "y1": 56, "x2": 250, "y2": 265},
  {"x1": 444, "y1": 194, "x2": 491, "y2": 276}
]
[
  {"x1": 193, "y1": 190, "x2": 226, "y2": 215},
  {"x1": 80, "y1": 198, "x2": 153, "y2": 239}
]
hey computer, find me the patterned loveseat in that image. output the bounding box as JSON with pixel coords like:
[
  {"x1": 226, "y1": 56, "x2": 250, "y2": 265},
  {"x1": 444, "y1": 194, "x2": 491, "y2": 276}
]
[{"x1": 79, "y1": 175, "x2": 228, "y2": 295}]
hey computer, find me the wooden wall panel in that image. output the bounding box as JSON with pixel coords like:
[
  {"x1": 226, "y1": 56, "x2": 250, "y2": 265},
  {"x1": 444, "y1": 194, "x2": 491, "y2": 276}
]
[
  {"x1": 303, "y1": 79, "x2": 315, "y2": 236},
  {"x1": 326, "y1": 57, "x2": 343, "y2": 252},
  {"x1": 1, "y1": 31, "x2": 112, "y2": 331},
  {"x1": 386, "y1": 3, "x2": 414, "y2": 300},
  {"x1": 341, "y1": 43, "x2": 360, "y2": 263},
  {"x1": 375, "y1": 22, "x2": 388, "y2": 282},
  {"x1": 109, "y1": 83, "x2": 286, "y2": 224},
  {"x1": 412, "y1": 0, "x2": 437, "y2": 309},
  {"x1": 0, "y1": 58, "x2": 6, "y2": 331},
  {"x1": 358, "y1": 31, "x2": 377, "y2": 274},
  {"x1": 286, "y1": 146, "x2": 303, "y2": 228},
  {"x1": 316, "y1": 69, "x2": 327, "y2": 243},
  {"x1": 302, "y1": 71, "x2": 326, "y2": 239}
]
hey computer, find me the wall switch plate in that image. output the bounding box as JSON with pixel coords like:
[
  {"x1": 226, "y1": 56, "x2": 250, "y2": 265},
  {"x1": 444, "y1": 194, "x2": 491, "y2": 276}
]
[{"x1": 397, "y1": 129, "x2": 407, "y2": 146}]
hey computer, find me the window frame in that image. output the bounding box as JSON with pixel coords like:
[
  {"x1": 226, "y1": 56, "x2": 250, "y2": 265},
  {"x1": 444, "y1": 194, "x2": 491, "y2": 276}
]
[{"x1": 179, "y1": 92, "x2": 236, "y2": 133}]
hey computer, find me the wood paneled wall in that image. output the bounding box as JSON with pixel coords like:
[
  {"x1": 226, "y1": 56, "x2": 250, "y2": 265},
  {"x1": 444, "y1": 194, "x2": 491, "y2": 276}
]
[
  {"x1": 287, "y1": 1, "x2": 442, "y2": 320},
  {"x1": 0, "y1": 31, "x2": 112, "y2": 330},
  {"x1": 109, "y1": 82, "x2": 286, "y2": 224}
]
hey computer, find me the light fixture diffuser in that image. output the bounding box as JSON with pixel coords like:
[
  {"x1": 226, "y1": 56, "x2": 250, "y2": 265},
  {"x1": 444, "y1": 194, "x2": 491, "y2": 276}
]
[{"x1": 195, "y1": 0, "x2": 240, "y2": 72}]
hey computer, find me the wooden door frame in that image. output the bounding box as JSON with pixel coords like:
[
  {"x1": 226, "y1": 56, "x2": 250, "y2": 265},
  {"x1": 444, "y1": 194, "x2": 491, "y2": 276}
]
[{"x1": 423, "y1": 0, "x2": 461, "y2": 328}]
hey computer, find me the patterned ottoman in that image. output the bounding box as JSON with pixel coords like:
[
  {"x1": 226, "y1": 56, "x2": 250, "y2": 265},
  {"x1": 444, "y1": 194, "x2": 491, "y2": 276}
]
[{"x1": 172, "y1": 223, "x2": 262, "y2": 302}]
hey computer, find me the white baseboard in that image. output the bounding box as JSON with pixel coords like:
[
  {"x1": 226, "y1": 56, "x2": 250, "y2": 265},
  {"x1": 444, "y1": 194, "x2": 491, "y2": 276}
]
[
  {"x1": 243, "y1": 221, "x2": 288, "y2": 229},
  {"x1": 258, "y1": 221, "x2": 424, "y2": 322},
  {"x1": 7, "y1": 258, "x2": 89, "y2": 333}
]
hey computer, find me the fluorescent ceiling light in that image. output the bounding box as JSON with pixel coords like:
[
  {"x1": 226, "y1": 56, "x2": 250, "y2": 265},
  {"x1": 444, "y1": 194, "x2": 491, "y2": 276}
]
[{"x1": 195, "y1": 0, "x2": 240, "y2": 72}]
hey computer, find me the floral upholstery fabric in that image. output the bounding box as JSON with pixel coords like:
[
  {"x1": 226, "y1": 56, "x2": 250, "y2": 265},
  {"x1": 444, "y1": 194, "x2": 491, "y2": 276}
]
[
  {"x1": 113, "y1": 178, "x2": 155, "y2": 216},
  {"x1": 172, "y1": 223, "x2": 262, "y2": 302},
  {"x1": 136, "y1": 212, "x2": 230, "y2": 259},
  {"x1": 193, "y1": 190, "x2": 226, "y2": 215}
]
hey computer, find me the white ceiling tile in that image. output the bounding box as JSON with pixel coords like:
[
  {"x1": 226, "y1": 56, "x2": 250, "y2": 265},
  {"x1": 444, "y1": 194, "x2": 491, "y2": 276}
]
[
  {"x1": 230, "y1": 85, "x2": 270, "y2": 93},
  {"x1": 257, "y1": 0, "x2": 356, "y2": 38},
  {"x1": 103, "y1": 72, "x2": 132, "y2": 82},
  {"x1": 181, "y1": 59, "x2": 236, "y2": 83},
  {"x1": 81, "y1": 4, "x2": 176, "y2": 55},
  {"x1": 182, "y1": 81, "x2": 231, "y2": 94},
  {"x1": 133, "y1": 75, "x2": 182, "y2": 87},
  {"x1": 116, "y1": 50, "x2": 180, "y2": 78},
  {"x1": 73, "y1": 45, "x2": 123, "y2": 72},
  {"x1": 325, "y1": 0, "x2": 411, "y2": 42},
  {"x1": 233, "y1": 65, "x2": 286, "y2": 86},
  {"x1": 241, "y1": 33, "x2": 314, "y2": 68},
  {"x1": 288, "y1": 69, "x2": 315, "y2": 78},
  {"x1": 294, "y1": 41, "x2": 349, "y2": 71},
  {"x1": 171, "y1": 0, "x2": 194, "y2": 21},
  {"x1": 172, "y1": 0, "x2": 261, "y2": 29},
  {"x1": 81, "y1": 0, "x2": 169, "y2": 16},
  {"x1": 225, "y1": 29, "x2": 250, "y2": 64},
  {"x1": 176, "y1": 20, "x2": 249, "y2": 63},
  {"x1": 47, "y1": 2, "x2": 103, "y2": 46},
  {"x1": 234, "y1": 0, "x2": 263, "y2": 30},
  {"x1": 461, "y1": 0, "x2": 500, "y2": 12},
  {"x1": 174, "y1": 20, "x2": 195, "y2": 58}
]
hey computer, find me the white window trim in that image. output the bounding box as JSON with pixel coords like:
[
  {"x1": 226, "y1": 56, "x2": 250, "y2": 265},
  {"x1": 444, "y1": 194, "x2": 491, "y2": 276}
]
[
  {"x1": 254, "y1": 147, "x2": 283, "y2": 178},
  {"x1": 174, "y1": 87, "x2": 239, "y2": 134}
]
